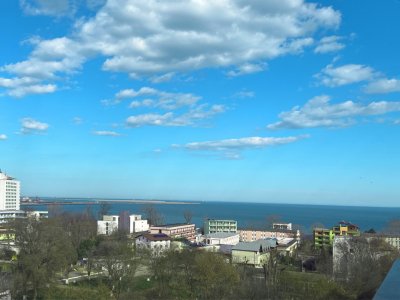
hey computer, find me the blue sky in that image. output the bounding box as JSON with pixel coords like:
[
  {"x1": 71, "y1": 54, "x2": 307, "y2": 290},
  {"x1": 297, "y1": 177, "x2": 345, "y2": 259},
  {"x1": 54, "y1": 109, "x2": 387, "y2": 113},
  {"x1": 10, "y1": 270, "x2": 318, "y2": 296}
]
[{"x1": 1, "y1": 0, "x2": 400, "y2": 206}]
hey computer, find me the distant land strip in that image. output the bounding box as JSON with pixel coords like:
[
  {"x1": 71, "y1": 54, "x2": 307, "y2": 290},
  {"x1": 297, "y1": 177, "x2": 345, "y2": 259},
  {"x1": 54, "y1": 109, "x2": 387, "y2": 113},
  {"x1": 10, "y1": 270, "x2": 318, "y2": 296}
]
[{"x1": 21, "y1": 199, "x2": 200, "y2": 206}]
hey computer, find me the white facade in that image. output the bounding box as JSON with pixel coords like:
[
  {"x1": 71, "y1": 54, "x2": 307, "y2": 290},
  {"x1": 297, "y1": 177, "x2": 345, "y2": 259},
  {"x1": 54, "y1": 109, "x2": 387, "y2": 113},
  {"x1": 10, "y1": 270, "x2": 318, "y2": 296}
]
[
  {"x1": 97, "y1": 220, "x2": 118, "y2": 235},
  {"x1": 0, "y1": 171, "x2": 20, "y2": 211},
  {"x1": 129, "y1": 214, "x2": 149, "y2": 233},
  {"x1": 205, "y1": 232, "x2": 240, "y2": 246},
  {"x1": 136, "y1": 233, "x2": 171, "y2": 256},
  {"x1": 97, "y1": 215, "x2": 119, "y2": 235}
]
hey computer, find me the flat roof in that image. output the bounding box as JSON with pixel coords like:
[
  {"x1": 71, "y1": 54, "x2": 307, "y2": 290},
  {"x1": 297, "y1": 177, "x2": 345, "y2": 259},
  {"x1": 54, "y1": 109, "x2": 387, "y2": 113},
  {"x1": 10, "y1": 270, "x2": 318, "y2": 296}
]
[
  {"x1": 232, "y1": 238, "x2": 277, "y2": 252},
  {"x1": 140, "y1": 233, "x2": 171, "y2": 241}
]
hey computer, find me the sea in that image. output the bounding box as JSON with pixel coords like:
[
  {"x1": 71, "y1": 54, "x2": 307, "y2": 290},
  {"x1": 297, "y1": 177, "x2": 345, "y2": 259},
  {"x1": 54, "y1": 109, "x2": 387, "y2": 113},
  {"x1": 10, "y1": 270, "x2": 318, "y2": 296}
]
[{"x1": 24, "y1": 198, "x2": 400, "y2": 234}]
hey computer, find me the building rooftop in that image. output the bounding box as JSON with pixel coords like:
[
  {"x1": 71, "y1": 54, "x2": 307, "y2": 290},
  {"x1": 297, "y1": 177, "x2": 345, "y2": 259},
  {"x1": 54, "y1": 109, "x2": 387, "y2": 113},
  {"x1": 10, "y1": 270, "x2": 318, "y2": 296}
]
[
  {"x1": 140, "y1": 233, "x2": 171, "y2": 241},
  {"x1": 205, "y1": 232, "x2": 239, "y2": 239},
  {"x1": 232, "y1": 238, "x2": 277, "y2": 252}
]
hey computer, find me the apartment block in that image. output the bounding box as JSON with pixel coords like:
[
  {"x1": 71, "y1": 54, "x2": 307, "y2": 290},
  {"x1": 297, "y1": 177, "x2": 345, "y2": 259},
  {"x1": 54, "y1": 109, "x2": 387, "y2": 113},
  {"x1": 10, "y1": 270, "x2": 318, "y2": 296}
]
[{"x1": 204, "y1": 219, "x2": 237, "y2": 234}]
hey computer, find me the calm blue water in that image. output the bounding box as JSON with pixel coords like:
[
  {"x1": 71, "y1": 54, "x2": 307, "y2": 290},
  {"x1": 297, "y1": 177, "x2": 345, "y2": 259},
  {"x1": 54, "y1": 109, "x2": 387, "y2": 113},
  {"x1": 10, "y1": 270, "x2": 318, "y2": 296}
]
[{"x1": 25, "y1": 199, "x2": 400, "y2": 234}]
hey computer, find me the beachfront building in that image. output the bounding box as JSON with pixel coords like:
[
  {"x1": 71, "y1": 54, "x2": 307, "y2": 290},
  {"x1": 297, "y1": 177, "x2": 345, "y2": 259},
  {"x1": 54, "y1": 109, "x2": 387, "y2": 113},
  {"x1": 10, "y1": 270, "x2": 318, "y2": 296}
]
[
  {"x1": 314, "y1": 221, "x2": 360, "y2": 249},
  {"x1": 129, "y1": 214, "x2": 149, "y2": 233},
  {"x1": 273, "y1": 222, "x2": 292, "y2": 231},
  {"x1": 314, "y1": 228, "x2": 335, "y2": 249},
  {"x1": 150, "y1": 223, "x2": 196, "y2": 241},
  {"x1": 0, "y1": 171, "x2": 20, "y2": 211},
  {"x1": 332, "y1": 221, "x2": 360, "y2": 237},
  {"x1": 232, "y1": 238, "x2": 277, "y2": 267},
  {"x1": 136, "y1": 233, "x2": 171, "y2": 256},
  {"x1": 238, "y1": 229, "x2": 300, "y2": 243},
  {"x1": 204, "y1": 219, "x2": 237, "y2": 234},
  {"x1": 97, "y1": 215, "x2": 119, "y2": 235}
]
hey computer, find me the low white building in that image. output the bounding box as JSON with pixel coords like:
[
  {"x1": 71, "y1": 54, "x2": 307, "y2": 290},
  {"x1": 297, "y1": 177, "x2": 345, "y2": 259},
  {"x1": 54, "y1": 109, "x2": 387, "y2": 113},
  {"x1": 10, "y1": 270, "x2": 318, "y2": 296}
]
[
  {"x1": 204, "y1": 232, "x2": 240, "y2": 246},
  {"x1": 97, "y1": 215, "x2": 119, "y2": 235},
  {"x1": 136, "y1": 233, "x2": 171, "y2": 256},
  {"x1": 129, "y1": 214, "x2": 149, "y2": 233}
]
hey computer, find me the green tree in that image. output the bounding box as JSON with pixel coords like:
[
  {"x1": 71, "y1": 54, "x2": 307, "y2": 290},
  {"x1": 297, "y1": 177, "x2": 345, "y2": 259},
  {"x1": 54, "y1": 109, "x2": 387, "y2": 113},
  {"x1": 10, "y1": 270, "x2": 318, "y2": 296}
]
[{"x1": 12, "y1": 218, "x2": 76, "y2": 300}]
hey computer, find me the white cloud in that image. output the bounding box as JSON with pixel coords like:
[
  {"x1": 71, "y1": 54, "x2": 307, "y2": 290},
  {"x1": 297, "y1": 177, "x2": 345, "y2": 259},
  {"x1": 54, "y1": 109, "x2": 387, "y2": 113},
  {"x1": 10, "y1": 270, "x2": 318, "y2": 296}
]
[
  {"x1": 126, "y1": 104, "x2": 225, "y2": 127},
  {"x1": 227, "y1": 63, "x2": 266, "y2": 77},
  {"x1": 3, "y1": 0, "x2": 341, "y2": 96},
  {"x1": 0, "y1": 134, "x2": 7, "y2": 140},
  {"x1": 394, "y1": 120, "x2": 400, "y2": 125},
  {"x1": 93, "y1": 130, "x2": 121, "y2": 136},
  {"x1": 316, "y1": 64, "x2": 376, "y2": 87},
  {"x1": 73, "y1": 117, "x2": 83, "y2": 124},
  {"x1": 0, "y1": 76, "x2": 56, "y2": 97},
  {"x1": 150, "y1": 72, "x2": 175, "y2": 83},
  {"x1": 233, "y1": 90, "x2": 255, "y2": 99},
  {"x1": 314, "y1": 35, "x2": 345, "y2": 53},
  {"x1": 20, "y1": 118, "x2": 49, "y2": 134},
  {"x1": 364, "y1": 78, "x2": 400, "y2": 94},
  {"x1": 175, "y1": 135, "x2": 308, "y2": 159},
  {"x1": 20, "y1": 0, "x2": 71, "y2": 16},
  {"x1": 108, "y1": 87, "x2": 201, "y2": 110},
  {"x1": 20, "y1": 0, "x2": 106, "y2": 17},
  {"x1": 267, "y1": 95, "x2": 400, "y2": 129}
]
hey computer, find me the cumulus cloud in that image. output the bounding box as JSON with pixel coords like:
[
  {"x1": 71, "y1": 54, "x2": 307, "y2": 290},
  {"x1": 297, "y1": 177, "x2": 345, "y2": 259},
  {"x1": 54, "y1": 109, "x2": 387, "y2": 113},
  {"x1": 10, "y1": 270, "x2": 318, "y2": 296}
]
[
  {"x1": 314, "y1": 35, "x2": 345, "y2": 53},
  {"x1": 0, "y1": 134, "x2": 7, "y2": 140},
  {"x1": 364, "y1": 78, "x2": 400, "y2": 94},
  {"x1": 104, "y1": 86, "x2": 202, "y2": 110},
  {"x1": 315, "y1": 64, "x2": 376, "y2": 87},
  {"x1": 3, "y1": 0, "x2": 341, "y2": 96},
  {"x1": 267, "y1": 95, "x2": 400, "y2": 129},
  {"x1": 0, "y1": 77, "x2": 56, "y2": 97},
  {"x1": 93, "y1": 130, "x2": 121, "y2": 136},
  {"x1": 126, "y1": 104, "x2": 225, "y2": 127},
  {"x1": 175, "y1": 135, "x2": 308, "y2": 159},
  {"x1": 20, "y1": 118, "x2": 49, "y2": 134}
]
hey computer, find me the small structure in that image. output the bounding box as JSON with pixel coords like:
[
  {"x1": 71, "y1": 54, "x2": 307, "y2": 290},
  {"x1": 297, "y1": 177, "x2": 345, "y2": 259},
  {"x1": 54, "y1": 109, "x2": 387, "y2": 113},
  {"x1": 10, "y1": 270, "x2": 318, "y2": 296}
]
[
  {"x1": 204, "y1": 232, "x2": 240, "y2": 246},
  {"x1": 97, "y1": 215, "x2": 119, "y2": 235},
  {"x1": 136, "y1": 233, "x2": 171, "y2": 256},
  {"x1": 204, "y1": 232, "x2": 240, "y2": 254},
  {"x1": 276, "y1": 238, "x2": 298, "y2": 256},
  {"x1": 150, "y1": 223, "x2": 196, "y2": 241},
  {"x1": 204, "y1": 219, "x2": 237, "y2": 234},
  {"x1": 232, "y1": 238, "x2": 277, "y2": 267}
]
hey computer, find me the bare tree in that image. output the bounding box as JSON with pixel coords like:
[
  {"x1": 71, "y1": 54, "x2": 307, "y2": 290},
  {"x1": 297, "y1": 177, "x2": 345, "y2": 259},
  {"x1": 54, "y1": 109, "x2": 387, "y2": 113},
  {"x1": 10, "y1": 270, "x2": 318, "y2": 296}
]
[
  {"x1": 183, "y1": 210, "x2": 193, "y2": 224},
  {"x1": 142, "y1": 204, "x2": 164, "y2": 226},
  {"x1": 98, "y1": 202, "x2": 111, "y2": 219},
  {"x1": 266, "y1": 214, "x2": 281, "y2": 229}
]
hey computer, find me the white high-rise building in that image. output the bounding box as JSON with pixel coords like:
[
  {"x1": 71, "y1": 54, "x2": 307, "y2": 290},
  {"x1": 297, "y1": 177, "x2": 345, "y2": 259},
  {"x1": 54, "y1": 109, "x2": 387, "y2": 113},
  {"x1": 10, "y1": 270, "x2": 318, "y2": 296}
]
[{"x1": 0, "y1": 170, "x2": 20, "y2": 210}]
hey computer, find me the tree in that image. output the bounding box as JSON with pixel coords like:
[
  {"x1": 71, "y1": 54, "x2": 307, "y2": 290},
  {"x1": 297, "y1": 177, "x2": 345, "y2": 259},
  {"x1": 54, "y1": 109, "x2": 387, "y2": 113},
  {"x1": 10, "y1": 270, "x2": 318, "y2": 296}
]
[
  {"x1": 12, "y1": 218, "x2": 76, "y2": 300},
  {"x1": 266, "y1": 215, "x2": 281, "y2": 229},
  {"x1": 142, "y1": 204, "x2": 164, "y2": 226},
  {"x1": 98, "y1": 202, "x2": 111, "y2": 219},
  {"x1": 96, "y1": 234, "x2": 138, "y2": 299},
  {"x1": 183, "y1": 210, "x2": 193, "y2": 224},
  {"x1": 384, "y1": 219, "x2": 400, "y2": 234},
  {"x1": 334, "y1": 236, "x2": 398, "y2": 298}
]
